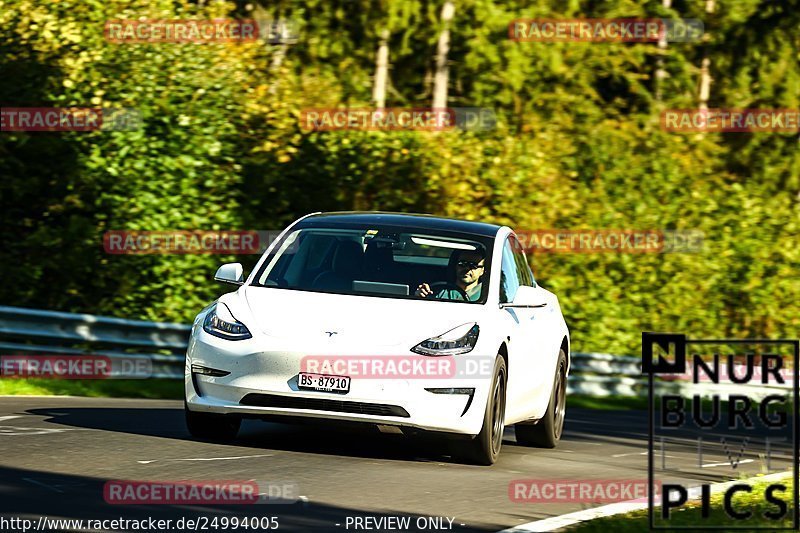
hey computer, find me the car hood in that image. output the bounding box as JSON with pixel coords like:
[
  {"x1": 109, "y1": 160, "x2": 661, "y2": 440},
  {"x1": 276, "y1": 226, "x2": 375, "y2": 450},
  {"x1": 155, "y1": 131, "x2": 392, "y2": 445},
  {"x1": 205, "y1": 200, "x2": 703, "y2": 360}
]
[{"x1": 225, "y1": 286, "x2": 486, "y2": 348}]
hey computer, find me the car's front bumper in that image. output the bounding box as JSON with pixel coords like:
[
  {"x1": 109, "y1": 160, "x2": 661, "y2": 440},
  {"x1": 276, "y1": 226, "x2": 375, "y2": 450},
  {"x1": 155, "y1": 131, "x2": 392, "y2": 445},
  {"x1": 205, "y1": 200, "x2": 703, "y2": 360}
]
[{"x1": 184, "y1": 328, "x2": 492, "y2": 436}]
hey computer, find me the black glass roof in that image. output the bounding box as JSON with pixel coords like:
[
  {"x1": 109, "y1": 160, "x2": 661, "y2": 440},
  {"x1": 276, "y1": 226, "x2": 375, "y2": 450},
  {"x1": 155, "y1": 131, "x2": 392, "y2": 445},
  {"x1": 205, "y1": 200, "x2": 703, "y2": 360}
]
[{"x1": 298, "y1": 211, "x2": 503, "y2": 238}]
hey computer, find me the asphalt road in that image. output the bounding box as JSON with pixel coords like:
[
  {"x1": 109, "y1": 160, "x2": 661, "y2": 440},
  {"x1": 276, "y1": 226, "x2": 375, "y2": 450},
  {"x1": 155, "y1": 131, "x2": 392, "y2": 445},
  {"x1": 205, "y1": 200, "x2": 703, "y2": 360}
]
[{"x1": 0, "y1": 397, "x2": 794, "y2": 533}]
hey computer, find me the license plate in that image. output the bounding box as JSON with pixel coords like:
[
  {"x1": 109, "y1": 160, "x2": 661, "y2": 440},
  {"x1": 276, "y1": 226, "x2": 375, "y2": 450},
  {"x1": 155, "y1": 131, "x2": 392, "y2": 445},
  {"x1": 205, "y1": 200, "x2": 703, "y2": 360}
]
[{"x1": 297, "y1": 372, "x2": 351, "y2": 394}]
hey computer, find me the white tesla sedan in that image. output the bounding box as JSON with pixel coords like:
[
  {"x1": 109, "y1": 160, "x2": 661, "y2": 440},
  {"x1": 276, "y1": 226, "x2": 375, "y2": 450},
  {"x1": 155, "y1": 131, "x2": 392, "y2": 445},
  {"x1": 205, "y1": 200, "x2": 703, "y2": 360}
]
[{"x1": 185, "y1": 212, "x2": 570, "y2": 464}]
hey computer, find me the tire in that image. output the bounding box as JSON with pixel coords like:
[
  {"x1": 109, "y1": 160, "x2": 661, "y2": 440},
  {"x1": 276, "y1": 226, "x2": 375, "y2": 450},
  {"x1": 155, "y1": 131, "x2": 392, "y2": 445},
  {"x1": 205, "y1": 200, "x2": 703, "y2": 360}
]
[
  {"x1": 515, "y1": 349, "x2": 567, "y2": 448},
  {"x1": 185, "y1": 402, "x2": 241, "y2": 442},
  {"x1": 453, "y1": 355, "x2": 507, "y2": 465}
]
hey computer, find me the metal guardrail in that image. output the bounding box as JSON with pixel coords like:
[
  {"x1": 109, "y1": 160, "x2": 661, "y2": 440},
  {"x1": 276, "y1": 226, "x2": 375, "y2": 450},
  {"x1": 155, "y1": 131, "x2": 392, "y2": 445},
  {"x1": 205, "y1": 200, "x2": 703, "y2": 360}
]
[
  {"x1": 567, "y1": 351, "x2": 794, "y2": 400},
  {"x1": 0, "y1": 306, "x2": 190, "y2": 379},
  {"x1": 0, "y1": 306, "x2": 793, "y2": 399},
  {"x1": 568, "y1": 352, "x2": 645, "y2": 396}
]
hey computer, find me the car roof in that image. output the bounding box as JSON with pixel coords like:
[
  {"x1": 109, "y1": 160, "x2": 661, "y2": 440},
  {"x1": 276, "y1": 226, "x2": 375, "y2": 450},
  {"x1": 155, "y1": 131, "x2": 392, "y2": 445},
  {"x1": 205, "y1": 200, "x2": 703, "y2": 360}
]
[{"x1": 300, "y1": 211, "x2": 503, "y2": 238}]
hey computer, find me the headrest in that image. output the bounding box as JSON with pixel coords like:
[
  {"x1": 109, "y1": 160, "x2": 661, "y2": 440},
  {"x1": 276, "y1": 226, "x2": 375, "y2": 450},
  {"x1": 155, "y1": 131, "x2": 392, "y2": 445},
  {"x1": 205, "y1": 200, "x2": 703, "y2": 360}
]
[
  {"x1": 332, "y1": 240, "x2": 363, "y2": 275},
  {"x1": 364, "y1": 243, "x2": 393, "y2": 273}
]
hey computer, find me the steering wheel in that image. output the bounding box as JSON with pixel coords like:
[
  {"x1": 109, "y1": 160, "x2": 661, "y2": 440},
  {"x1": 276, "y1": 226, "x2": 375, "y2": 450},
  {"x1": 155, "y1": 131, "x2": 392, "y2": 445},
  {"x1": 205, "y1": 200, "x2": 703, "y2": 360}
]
[{"x1": 428, "y1": 281, "x2": 469, "y2": 301}]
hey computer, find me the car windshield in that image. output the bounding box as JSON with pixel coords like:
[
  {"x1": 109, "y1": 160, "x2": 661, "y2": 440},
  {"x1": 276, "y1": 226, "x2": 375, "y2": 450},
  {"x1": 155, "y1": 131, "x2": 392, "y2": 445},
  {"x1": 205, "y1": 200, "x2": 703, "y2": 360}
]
[{"x1": 253, "y1": 224, "x2": 493, "y2": 303}]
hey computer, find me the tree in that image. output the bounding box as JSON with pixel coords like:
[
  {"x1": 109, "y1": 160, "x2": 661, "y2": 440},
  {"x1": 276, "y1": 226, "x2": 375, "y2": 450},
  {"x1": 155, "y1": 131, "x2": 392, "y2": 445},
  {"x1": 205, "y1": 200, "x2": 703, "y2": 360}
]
[
  {"x1": 373, "y1": 28, "x2": 390, "y2": 108},
  {"x1": 432, "y1": 1, "x2": 454, "y2": 109}
]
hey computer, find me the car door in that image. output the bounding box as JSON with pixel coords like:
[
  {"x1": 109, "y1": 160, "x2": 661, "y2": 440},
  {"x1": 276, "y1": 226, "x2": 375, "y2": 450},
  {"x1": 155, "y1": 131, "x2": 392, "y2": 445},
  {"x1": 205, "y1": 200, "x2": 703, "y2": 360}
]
[{"x1": 499, "y1": 235, "x2": 558, "y2": 422}]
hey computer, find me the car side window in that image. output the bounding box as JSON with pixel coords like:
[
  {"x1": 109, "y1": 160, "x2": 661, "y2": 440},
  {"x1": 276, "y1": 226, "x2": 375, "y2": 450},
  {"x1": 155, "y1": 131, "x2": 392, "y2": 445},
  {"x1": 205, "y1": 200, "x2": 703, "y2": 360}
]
[
  {"x1": 510, "y1": 236, "x2": 535, "y2": 287},
  {"x1": 500, "y1": 239, "x2": 520, "y2": 303}
]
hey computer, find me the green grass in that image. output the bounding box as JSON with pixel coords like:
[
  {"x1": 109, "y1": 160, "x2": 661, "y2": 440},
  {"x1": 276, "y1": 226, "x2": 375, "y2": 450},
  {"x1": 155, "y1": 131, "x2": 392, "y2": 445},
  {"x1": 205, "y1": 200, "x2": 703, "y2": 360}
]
[
  {"x1": 567, "y1": 394, "x2": 796, "y2": 413},
  {"x1": 567, "y1": 395, "x2": 649, "y2": 410},
  {"x1": 568, "y1": 475, "x2": 796, "y2": 531},
  {"x1": 0, "y1": 378, "x2": 183, "y2": 399}
]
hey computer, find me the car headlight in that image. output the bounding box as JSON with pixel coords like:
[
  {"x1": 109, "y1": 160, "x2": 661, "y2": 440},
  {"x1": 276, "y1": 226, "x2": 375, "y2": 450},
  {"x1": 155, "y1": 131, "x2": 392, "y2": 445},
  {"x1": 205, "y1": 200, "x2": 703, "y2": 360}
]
[
  {"x1": 411, "y1": 323, "x2": 479, "y2": 356},
  {"x1": 202, "y1": 303, "x2": 252, "y2": 340}
]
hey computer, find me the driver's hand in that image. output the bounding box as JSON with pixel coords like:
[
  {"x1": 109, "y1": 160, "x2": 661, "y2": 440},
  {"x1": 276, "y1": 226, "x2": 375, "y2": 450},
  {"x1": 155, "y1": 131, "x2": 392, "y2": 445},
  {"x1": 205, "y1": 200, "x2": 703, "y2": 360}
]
[{"x1": 415, "y1": 283, "x2": 433, "y2": 298}]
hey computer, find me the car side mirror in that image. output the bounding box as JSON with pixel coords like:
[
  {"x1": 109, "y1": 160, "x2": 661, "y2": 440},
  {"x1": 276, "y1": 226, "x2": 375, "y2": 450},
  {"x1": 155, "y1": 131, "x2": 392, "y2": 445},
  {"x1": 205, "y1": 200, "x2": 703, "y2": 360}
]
[
  {"x1": 501, "y1": 285, "x2": 547, "y2": 309},
  {"x1": 214, "y1": 263, "x2": 244, "y2": 285}
]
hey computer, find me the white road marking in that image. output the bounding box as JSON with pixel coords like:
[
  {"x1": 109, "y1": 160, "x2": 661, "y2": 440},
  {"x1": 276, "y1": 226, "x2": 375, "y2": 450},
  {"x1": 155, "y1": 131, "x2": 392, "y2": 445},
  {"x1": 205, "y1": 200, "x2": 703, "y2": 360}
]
[
  {"x1": 0, "y1": 426, "x2": 88, "y2": 436},
  {"x1": 701, "y1": 459, "x2": 754, "y2": 468},
  {"x1": 496, "y1": 470, "x2": 792, "y2": 532},
  {"x1": 137, "y1": 454, "x2": 273, "y2": 464},
  {"x1": 0, "y1": 415, "x2": 92, "y2": 436},
  {"x1": 611, "y1": 451, "x2": 676, "y2": 459},
  {"x1": 610, "y1": 451, "x2": 647, "y2": 458}
]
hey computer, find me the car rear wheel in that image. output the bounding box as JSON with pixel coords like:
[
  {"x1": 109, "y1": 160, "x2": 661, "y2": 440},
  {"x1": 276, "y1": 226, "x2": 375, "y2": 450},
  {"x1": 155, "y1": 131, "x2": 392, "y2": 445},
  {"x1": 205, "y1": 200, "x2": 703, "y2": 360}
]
[
  {"x1": 453, "y1": 355, "x2": 507, "y2": 465},
  {"x1": 515, "y1": 349, "x2": 567, "y2": 448},
  {"x1": 185, "y1": 402, "x2": 241, "y2": 442}
]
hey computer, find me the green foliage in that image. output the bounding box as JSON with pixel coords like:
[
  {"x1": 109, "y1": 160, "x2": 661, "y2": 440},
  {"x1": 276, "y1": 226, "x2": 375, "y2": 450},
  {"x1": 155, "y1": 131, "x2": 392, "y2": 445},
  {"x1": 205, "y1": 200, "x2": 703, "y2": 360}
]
[
  {"x1": 0, "y1": 378, "x2": 182, "y2": 399},
  {"x1": 1, "y1": 0, "x2": 798, "y2": 355}
]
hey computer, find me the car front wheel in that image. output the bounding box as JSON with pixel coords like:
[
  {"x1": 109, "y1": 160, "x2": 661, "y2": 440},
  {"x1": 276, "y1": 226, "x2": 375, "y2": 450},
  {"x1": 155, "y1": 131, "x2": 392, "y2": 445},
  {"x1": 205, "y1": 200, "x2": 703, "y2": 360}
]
[{"x1": 453, "y1": 354, "x2": 507, "y2": 465}]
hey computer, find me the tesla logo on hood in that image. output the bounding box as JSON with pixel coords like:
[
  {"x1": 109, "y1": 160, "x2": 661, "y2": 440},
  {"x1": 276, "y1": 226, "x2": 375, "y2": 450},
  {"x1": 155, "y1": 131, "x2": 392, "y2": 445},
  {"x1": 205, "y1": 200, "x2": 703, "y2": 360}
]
[{"x1": 324, "y1": 331, "x2": 338, "y2": 337}]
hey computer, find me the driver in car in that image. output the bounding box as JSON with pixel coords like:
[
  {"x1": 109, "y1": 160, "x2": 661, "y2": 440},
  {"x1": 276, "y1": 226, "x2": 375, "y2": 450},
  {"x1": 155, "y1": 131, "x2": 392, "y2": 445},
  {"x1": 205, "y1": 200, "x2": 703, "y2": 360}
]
[{"x1": 414, "y1": 249, "x2": 485, "y2": 301}]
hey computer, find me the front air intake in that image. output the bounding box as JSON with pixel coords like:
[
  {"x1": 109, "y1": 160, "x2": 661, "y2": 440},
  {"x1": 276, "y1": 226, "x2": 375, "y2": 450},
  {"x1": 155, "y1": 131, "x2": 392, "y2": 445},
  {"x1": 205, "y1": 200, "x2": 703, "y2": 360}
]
[{"x1": 240, "y1": 393, "x2": 410, "y2": 418}]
